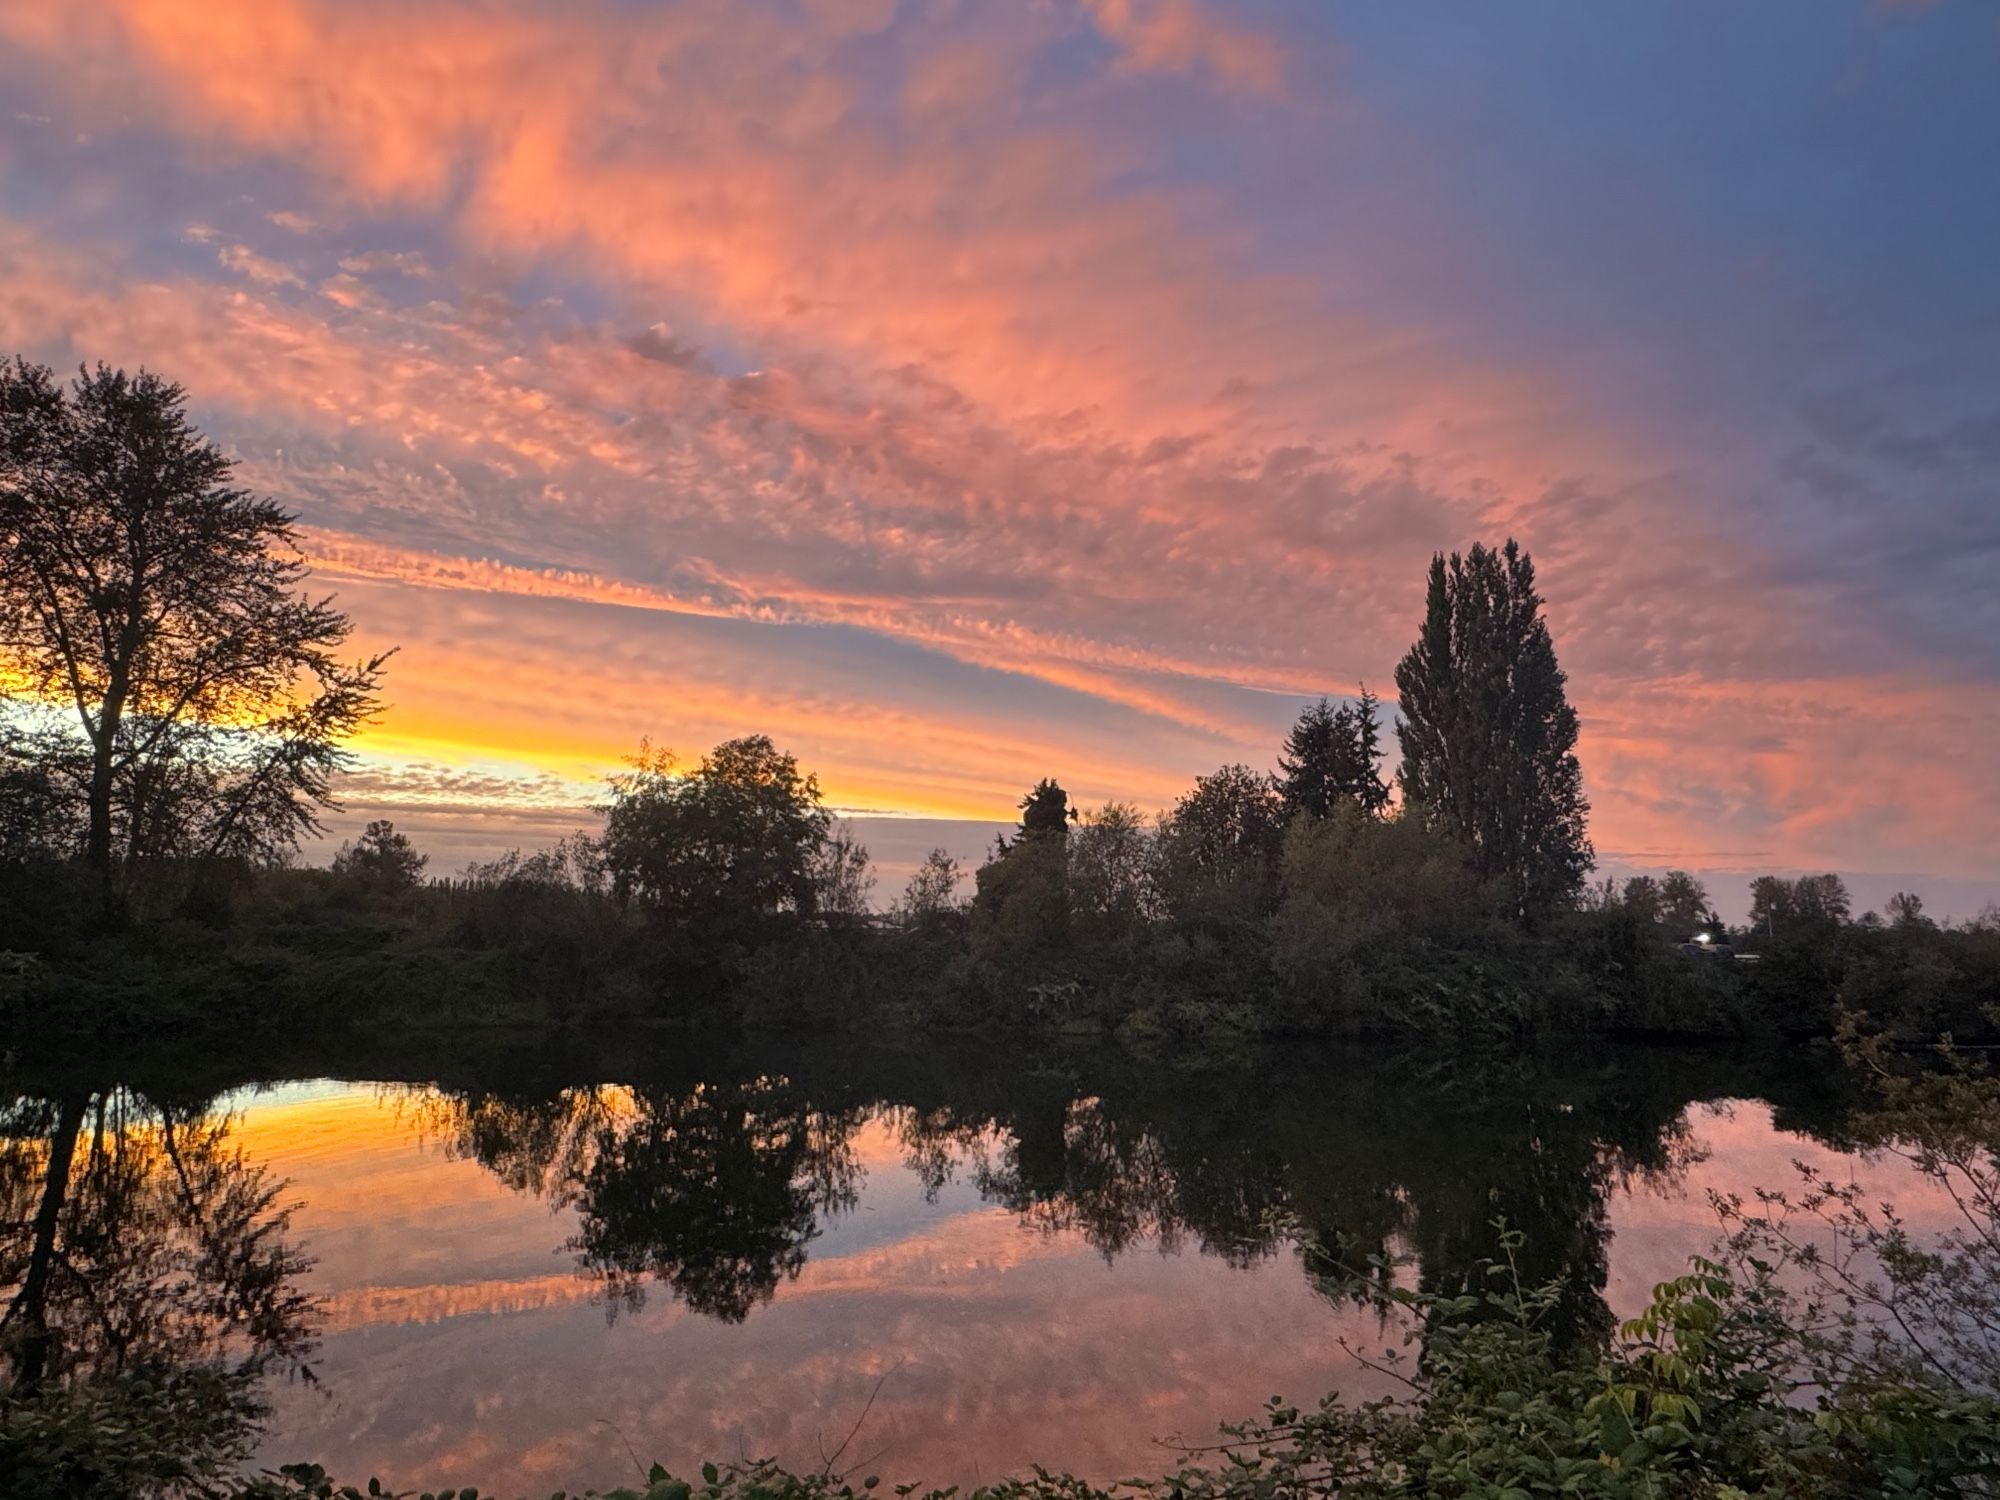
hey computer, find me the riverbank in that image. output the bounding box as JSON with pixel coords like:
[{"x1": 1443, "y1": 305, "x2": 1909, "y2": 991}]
[{"x1": 7, "y1": 856, "x2": 1997, "y2": 1062}]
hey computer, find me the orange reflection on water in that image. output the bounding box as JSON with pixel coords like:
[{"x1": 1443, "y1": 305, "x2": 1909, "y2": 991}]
[{"x1": 227, "y1": 1083, "x2": 1941, "y2": 1493}]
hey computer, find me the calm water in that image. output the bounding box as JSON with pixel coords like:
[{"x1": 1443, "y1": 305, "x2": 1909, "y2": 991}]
[{"x1": 2, "y1": 1035, "x2": 1945, "y2": 1492}]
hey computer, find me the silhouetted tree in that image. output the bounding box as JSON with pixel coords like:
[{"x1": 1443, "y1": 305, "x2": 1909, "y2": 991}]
[
  {"x1": 0, "y1": 359, "x2": 388, "y2": 890},
  {"x1": 329, "y1": 818, "x2": 426, "y2": 891},
  {"x1": 1794, "y1": 873, "x2": 1852, "y2": 927},
  {"x1": 1278, "y1": 699, "x2": 1340, "y2": 821},
  {"x1": 1659, "y1": 869, "x2": 1710, "y2": 936},
  {"x1": 1151, "y1": 764, "x2": 1287, "y2": 924},
  {"x1": 1277, "y1": 689, "x2": 1389, "y2": 821},
  {"x1": 808, "y1": 822, "x2": 875, "y2": 921},
  {"x1": 895, "y1": 848, "x2": 966, "y2": 932},
  {"x1": 1067, "y1": 802, "x2": 1154, "y2": 948},
  {"x1": 1620, "y1": 875, "x2": 1663, "y2": 925},
  {"x1": 973, "y1": 779, "x2": 1074, "y2": 949},
  {"x1": 1017, "y1": 778, "x2": 1076, "y2": 837},
  {"x1": 1393, "y1": 540, "x2": 1591, "y2": 916},
  {"x1": 1747, "y1": 876, "x2": 1795, "y2": 936},
  {"x1": 598, "y1": 735, "x2": 832, "y2": 931},
  {"x1": 0, "y1": 724, "x2": 74, "y2": 863},
  {"x1": 1886, "y1": 891, "x2": 1930, "y2": 931},
  {"x1": 1748, "y1": 872, "x2": 1851, "y2": 937}
]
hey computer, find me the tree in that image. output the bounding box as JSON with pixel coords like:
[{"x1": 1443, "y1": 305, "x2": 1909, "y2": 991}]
[
  {"x1": 1747, "y1": 875, "x2": 1795, "y2": 935},
  {"x1": 1017, "y1": 778, "x2": 1076, "y2": 838},
  {"x1": 1276, "y1": 689, "x2": 1389, "y2": 822},
  {"x1": 1793, "y1": 872, "x2": 1851, "y2": 927},
  {"x1": 598, "y1": 735, "x2": 833, "y2": 931},
  {"x1": 328, "y1": 818, "x2": 426, "y2": 891},
  {"x1": 1659, "y1": 869, "x2": 1710, "y2": 936},
  {"x1": 0, "y1": 359, "x2": 388, "y2": 887},
  {"x1": 0, "y1": 722, "x2": 76, "y2": 863},
  {"x1": 1618, "y1": 875, "x2": 1662, "y2": 925},
  {"x1": 895, "y1": 848, "x2": 966, "y2": 930},
  {"x1": 1276, "y1": 803, "x2": 1483, "y2": 964},
  {"x1": 1887, "y1": 890, "x2": 1931, "y2": 931},
  {"x1": 807, "y1": 822, "x2": 874, "y2": 921},
  {"x1": 1067, "y1": 801, "x2": 1154, "y2": 947},
  {"x1": 972, "y1": 779, "x2": 1074, "y2": 949},
  {"x1": 1393, "y1": 540, "x2": 1591, "y2": 916},
  {"x1": 1748, "y1": 872, "x2": 1851, "y2": 936},
  {"x1": 1151, "y1": 764, "x2": 1287, "y2": 924}
]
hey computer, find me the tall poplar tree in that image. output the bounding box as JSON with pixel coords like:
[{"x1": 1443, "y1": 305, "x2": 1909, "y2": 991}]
[{"x1": 1393, "y1": 540, "x2": 1590, "y2": 915}]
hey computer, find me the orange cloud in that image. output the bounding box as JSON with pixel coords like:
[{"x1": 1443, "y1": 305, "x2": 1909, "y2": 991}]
[{"x1": 0, "y1": 4, "x2": 1994, "y2": 890}]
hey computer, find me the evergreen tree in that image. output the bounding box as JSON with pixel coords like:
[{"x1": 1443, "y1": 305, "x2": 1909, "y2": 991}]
[
  {"x1": 1017, "y1": 778, "x2": 1075, "y2": 836},
  {"x1": 1277, "y1": 699, "x2": 1341, "y2": 820},
  {"x1": 1335, "y1": 687, "x2": 1391, "y2": 817},
  {"x1": 1393, "y1": 540, "x2": 1591, "y2": 916},
  {"x1": 972, "y1": 779, "x2": 1073, "y2": 948},
  {"x1": 330, "y1": 818, "x2": 427, "y2": 891},
  {"x1": 1278, "y1": 688, "x2": 1389, "y2": 820}
]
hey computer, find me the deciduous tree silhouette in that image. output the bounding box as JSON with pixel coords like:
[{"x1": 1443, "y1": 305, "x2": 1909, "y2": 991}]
[
  {"x1": 599, "y1": 735, "x2": 838, "y2": 932},
  {"x1": 0, "y1": 359, "x2": 387, "y2": 894},
  {"x1": 1151, "y1": 764, "x2": 1287, "y2": 924}
]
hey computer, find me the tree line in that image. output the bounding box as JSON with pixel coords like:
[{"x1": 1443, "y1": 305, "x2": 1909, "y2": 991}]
[{"x1": 6, "y1": 358, "x2": 1997, "y2": 1047}]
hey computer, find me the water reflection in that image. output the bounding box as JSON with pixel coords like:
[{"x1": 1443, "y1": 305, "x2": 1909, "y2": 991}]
[
  {"x1": 402, "y1": 1040, "x2": 1839, "y2": 1354},
  {"x1": 2, "y1": 1038, "x2": 1868, "y2": 1489},
  {"x1": 0, "y1": 1087, "x2": 319, "y2": 1486},
  {"x1": 420, "y1": 1080, "x2": 864, "y2": 1322}
]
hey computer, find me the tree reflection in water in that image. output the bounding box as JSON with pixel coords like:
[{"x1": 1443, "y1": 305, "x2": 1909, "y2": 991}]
[
  {"x1": 415, "y1": 1077, "x2": 865, "y2": 1323},
  {"x1": 412, "y1": 1043, "x2": 1748, "y2": 1353},
  {"x1": 0, "y1": 1087, "x2": 318, "y2": 1495},
  {"x1": 0, "y1": 1040, "x2": 1841, "y2": 1491}
]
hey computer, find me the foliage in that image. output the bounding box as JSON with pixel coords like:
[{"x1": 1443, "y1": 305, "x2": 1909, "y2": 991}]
[
  {"x1": 1149, "y1": 765, "x2": 1286, "y2": 929},
  {"x1": 893, "y1": 849, "x2": 966, "y2": 934},
  {"x1": 1659, "y1": 870, "x2": 1712, "y2": 937},
  {"x1": 1748, "y1": 873, "x2": 1853, "y2": 937},
  {"x1": 1274, "y1": 688, "x2": 1389, "y2": 821},
  {"x1": 1393, "y1": 538, "x2": 1592, "y2": 917},
  {"x1": 1066, "y1": 803, "x2": 1154, "y2": 950},
  {"x1": 0, "y1": 358, "x2": 388, "y2": 884},
  {"x1": 0, "y1": 1088, "x2": 319, "y2": 1499},
  {"x1": 600, "y1": 737, "x2": 841, "y2": 936},
  {"x1": 1715, "y1": 1015, "x2": 2000, "y2": 1402},
  {"x1": 1015, "y1": 780, "x2": 1075, "y2": 838},
  {"x1": 971, "y1": 822, "x2": 1070, "y2": 955},
  {"x1": 331, "y1": 820, "x2": 427, "y2": 893},
  {"x1": 808, "y1": 824, "x2": 876, "y2": 922}
]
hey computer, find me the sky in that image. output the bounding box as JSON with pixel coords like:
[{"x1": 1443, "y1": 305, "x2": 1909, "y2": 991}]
[{"x1": 1, "y1": 0, "x2": 1996, "y2": 915}]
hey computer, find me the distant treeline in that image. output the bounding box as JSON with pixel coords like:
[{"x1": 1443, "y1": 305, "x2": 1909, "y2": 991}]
[
  {"x1": 7, "y1": 676, "x2": 1995, "y2": 1053},
  {"x1": 3, "y1": 356, "x2": 1996, "y2": 1051}
]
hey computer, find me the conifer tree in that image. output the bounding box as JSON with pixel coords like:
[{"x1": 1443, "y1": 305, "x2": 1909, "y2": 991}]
[
  {"x1": 1393, "y1": 540, "x2": 1591, "y2": 916},
  {"x1": 1278, "y1": 689, "x2": 1388, "y2": 820},
  {"x1": 1277, "y1": 699, "x2": 1341, "y2": 820}
]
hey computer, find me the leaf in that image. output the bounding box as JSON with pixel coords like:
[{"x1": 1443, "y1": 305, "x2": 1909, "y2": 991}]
[
  {"x1": 702, "y1": 1463, "x2": 720, "y2": 1486},
  {"x1": 1598, "y1": 1400, "x2": 1635, "y2": 1458}
]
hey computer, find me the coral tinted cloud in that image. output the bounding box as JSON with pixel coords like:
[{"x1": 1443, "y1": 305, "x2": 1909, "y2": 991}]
[{"x1": 1, "y1": 0, "x2": 1994, "y2": 904}]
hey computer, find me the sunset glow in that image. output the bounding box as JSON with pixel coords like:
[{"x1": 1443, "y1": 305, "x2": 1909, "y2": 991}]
[{"x1": 3, "y1": 1, "x2": 1995, "y2": 908}]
